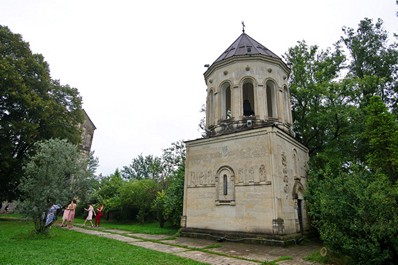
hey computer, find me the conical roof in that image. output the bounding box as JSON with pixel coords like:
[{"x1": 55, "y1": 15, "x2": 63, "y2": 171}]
[{"x1": 213, "y1": 32, "x2": 282, "y2": 63}]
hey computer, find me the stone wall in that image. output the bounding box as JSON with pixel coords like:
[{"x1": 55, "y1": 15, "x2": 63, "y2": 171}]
[{"x1": 182, "y1": 126, "x2": 309, "y2": 236}]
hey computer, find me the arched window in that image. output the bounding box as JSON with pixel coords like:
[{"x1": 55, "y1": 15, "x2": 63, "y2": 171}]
[
  {"x1": 243, "y1": 82, "x2": 255, "y2": 116},
  {"x1": 216, "y1": 166, "x2": 235, "y2": 205},
  {"x1": 221, "y1": 84, "x2": 231, "y2": 120},
  {"x1": 223, "y1": 174, "x2": 228, "y2": 195},
  {"x1": 266, "y1": 80, "x2": 276, "y2": 118},
  {"x1": 283, "y1": 86, "x2": 290, "y2": 123},
  {"x1": 208, "y1": 89, "x2": 214, "y2": 125}
]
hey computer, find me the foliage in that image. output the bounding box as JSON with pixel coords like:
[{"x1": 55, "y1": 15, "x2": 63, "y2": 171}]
[
  {"x1": 308, "y1": 166, "x2": 398, "y2": 265},
  {"x1": 198, "y1": 104, "x2": 207, "y2": 137},
  {"x1": 152, "y1": 142, "x2": 186, "y2": 227},
  {"x1": 121, "y1": 154, "x2": 162, "y2": 181},
  {"x1": 119, "y1": 178, "x2": 158, "y2": 224},
  {"x1": 152, "y1": 190, "x2": 167, "y2": 227},
  {"x1": 0, "y1": 25, "x2": 84, "y2": 201},
  {"x1": 161, "y1": 140, "x2": 186, "y2": 182},
  {"x1": 95, "y1": 141, "x2": 186, "y2": 225},
  {"x1": 362, "y1": 96, "x2": 398, "y2": 183},
  {"x1": 18, "y1": 139, "x2": 93, "y2": 233},
  {"x1": 340, "y1": 18, "x2": 398, "y2": 111},
  {"x1": 93, "y1": 170, "x2": 124, "y2": 217},
  {"x1": 284, "y1": 40, "x2": 355, "y2": 166},
  {"x1": 121, "y1": 141, "x2": 186, "y2": 187},
  {"x1": 162, "y1": 165, "x2": 185, "y2": 226},
  {"x1": 286, "y1": 17, "x2": 398, "y2": 263}
]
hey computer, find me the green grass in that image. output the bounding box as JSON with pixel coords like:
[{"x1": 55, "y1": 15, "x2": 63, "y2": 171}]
[
  {"x1": 262, "y1": 255, "x2": 293, "y2": 265},
  {"x1": 74, "y1": 217, "x2": 179, "y2": 235},
  {"x1": 0, "y1": 219, "x2": 207, "y2": 265},
  {"x1": 304, "y1": 249, "x2": 352, "y2": 265}
]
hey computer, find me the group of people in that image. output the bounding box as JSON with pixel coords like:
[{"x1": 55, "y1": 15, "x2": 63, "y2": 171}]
[
  {"x1": 59, "y1": 200, "x2": 104, "y2": 229},
  {"x1": 82, "y1": 203, "x2": 104, "y2": 227}
]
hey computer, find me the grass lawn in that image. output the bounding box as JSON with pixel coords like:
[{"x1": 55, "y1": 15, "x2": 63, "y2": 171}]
[
  {"x1": 0, "y1": 217, "x2": 207, "y2": 265},
  {"x1": 73, "y1": 217, "x2": 179, "y2": 235}
]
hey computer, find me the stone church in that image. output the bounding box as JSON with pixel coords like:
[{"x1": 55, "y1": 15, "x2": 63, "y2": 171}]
[{"x1": 181, "y1": 28, "x2": 309, "y2": 244}]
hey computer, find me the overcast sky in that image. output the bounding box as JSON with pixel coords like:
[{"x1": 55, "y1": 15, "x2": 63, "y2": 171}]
[{"x1": 1, "y1": 0, "x2": 397, "y2": 176}]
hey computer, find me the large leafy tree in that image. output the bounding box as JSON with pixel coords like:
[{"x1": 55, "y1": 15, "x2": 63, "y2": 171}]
[
  {"x1": 18, "y1": 139, "x2": 92, "y2": 233},
  {"x1": 121, "y1": 154, "x2": 162, "y2": 181},
  {"x1": 340, "y1": 18, "x2": 398, "y2": 111},
  {"x1": 310, "y1": 166, "x2": 398, "y2": 265},
  {"x1": 119, "y1": 179, "x2": 158, "y2": 224},
  {"x1": 362, "y1": 96, "x2": 398, "y2": 183},
  {"x1": 162, "y1": 164, "x2": 185, "y2": 226},
  {"x1": 93, "y1": 170, "x2": 124, "y2": 219},
  {"x1": 152, "y1": 142, "x2": 186, "y2": 227},
  {"x1": 287, "y1": 17, "x2": 398, "y2": 262},
  {"x1": 0, "y1": 25, "x2": 84, "y2": 201},
  {"x1": 284, "y1": 40, "x2": 353, "y2": 168}
]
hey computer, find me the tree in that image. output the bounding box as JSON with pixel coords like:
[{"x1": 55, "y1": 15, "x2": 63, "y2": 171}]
[
  {"x1": 161, "y1": 141, "x2": 185, "y2": 185},
  {"x1": 0, "y1": 25, "x2": 84, "y2": 201},
  {"x1": 121, "y1": 154, "x2": 162, "y2": 181},
  {"x1": 18, "y1": 139, "x2": 90, "y2": 233},
  {"x1": 362, "y1": 96, "x2": 398, "y2": 183},
  {"x1": 287, "y1": 17, "x2": 398, "y2": 262},
  {"x1": 152, "y1": 189, "x2": 167, "y2": 228},
  {"x1": 308, "y1": 166, "x2": 398, "y2": 264},
  {"x1": 119, "y1": 179, "x2": 158, "y2": 224},
  {"x1": 340, "y1": 18, "x2": 398, "y2": 112},
  {"x1": 93, "y1": 170, "x2": 124, "y2": 219},
  {"x1": 284, "y1": 40, "x2": 352, "y2": 167},
  {"x1": 162, "y1": 165, "x2": 185, "y2": 226},
  {"x1": 73, "y1": 151, "x2": 100, "y2": 206}
]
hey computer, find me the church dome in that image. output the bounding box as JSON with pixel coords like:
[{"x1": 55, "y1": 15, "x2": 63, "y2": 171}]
[{"x1": 203, "y1": 30, "x2": 293, "y2": 138}]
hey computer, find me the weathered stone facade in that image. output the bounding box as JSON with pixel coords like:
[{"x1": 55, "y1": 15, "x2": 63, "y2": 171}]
[
  {"x1": 80, "y1": 109, "x2": 96, "y2": 158},
  {"x1": 181, "y1": 31, "x2": 309, "y2": 243}
]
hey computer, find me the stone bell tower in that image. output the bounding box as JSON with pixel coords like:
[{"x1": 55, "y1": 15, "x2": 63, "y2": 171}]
[{"x1": 181, "y1": 27, "x2": 309, "y2": 244}]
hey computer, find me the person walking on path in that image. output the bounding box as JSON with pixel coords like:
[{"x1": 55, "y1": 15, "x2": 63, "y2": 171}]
[
  {"x1": 83, "y1": 203, "x2": 96, "y2": 227},
  {"x1": 67, "y1": 199, "x2": 77, "y2": 229},
  {"x1": 95, "y1": 204, "x2": 104, "y2": 227},
  {"x1": 60, "y1": 202, "x2": 71, "y2": 227}
]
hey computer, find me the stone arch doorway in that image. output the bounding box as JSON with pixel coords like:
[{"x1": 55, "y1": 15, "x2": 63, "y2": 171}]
[{"x1": 292, "y1": 181, "x2": 305, "y2": 234}]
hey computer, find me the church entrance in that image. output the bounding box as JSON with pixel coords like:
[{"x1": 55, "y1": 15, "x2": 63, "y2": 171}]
[{"x1": 297, "y1": 199, "x2": 304, "y2": 234}]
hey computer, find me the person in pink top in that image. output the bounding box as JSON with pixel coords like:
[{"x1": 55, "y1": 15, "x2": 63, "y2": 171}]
[
  {"x1": 67, "y1": 199, "x2": 77, "y2": 228},
  {"x1": 60, "y1": 201, "x2": 71, "y2": 227}
]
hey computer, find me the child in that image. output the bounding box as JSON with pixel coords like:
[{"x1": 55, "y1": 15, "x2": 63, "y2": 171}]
[{"x1": 83, "y1": 203, "x2": 96, "y2": 227}]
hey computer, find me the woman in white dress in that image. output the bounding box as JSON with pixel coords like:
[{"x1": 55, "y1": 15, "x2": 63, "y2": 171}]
[{"x1": 83, "y1": 203, "x2": 96, "y2": 227}]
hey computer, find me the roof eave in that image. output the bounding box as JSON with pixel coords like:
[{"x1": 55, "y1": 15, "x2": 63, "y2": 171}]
[{"x1": 203, "y1": 55, "x2": 291, "y2": 82}]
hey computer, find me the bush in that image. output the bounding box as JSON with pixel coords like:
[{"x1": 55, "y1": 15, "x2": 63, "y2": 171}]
[{"x1": 308, "y1": 166, "x2": 398, "y2": 264}]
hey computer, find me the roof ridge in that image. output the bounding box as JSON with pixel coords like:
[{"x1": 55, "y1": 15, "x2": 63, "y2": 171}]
[{"x1": 212, "y1": 32, "x2": 281, "y2": 64}]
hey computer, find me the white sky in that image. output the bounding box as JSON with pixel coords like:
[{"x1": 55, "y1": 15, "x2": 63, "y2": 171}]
[{"x1": 1, "y1": 0, "x2": 397, "y2": 176}]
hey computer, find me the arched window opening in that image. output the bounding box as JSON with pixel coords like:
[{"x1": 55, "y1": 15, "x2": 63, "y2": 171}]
[
  {"x1": 216, "y1": 166, "x2": 235, "y2": 205},
  {"x1": 222, "y1": 84, "x2": 231, "y2": 120},
  {"x1": 223, "y1": 174, "x2": 228, "y2": 195},
  {"x1": 208, "y1": 90, "x2": 214, "y2": 125},
  {"x1": 266, "y1": 80, "x2": 276, "y2": 118},
  {"x1": 243, "y1": 82, "x2": 255, "y2": 116},
  {"x1": 284, "y1": 86, "x2": 290, "y2": 123}
]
